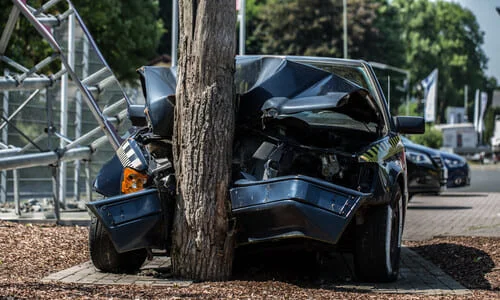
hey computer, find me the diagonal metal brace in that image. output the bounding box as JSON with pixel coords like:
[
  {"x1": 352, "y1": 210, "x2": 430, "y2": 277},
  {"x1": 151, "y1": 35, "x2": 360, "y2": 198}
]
[
  {"x1": 0, "y1": 5, "x2": 20, "y2": 55},
  {"x1": 0, "y1": 115, "x2": 44, "y2": 152}
]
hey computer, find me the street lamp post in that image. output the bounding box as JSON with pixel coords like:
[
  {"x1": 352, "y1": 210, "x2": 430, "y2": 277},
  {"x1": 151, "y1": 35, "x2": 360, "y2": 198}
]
[
  {"x1": 239, "y1": 0, "x2": 246, "y2": 55},
  {"x1": 369, "y1": 62, "x2": 411, "y2": 115},
  {"x1": 343, "y1": 0, "x2": 347, "y2": 59}
]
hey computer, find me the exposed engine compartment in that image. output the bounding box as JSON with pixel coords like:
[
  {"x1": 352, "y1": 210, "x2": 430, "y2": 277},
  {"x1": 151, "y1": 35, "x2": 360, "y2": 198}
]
[{"x1": 232, "y1": 121, "x2": 378, "y2": 193}]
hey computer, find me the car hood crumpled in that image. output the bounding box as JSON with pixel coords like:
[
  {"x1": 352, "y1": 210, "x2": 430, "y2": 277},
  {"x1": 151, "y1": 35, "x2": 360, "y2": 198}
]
[{"x1": 235, "y1": 56, "x2": 381, "y2": 124}]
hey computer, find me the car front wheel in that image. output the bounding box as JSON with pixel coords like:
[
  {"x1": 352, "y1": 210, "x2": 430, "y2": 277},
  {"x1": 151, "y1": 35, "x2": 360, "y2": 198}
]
[
  {"x1": 354, "y1": 185, "x2": 403, "y2": 282},
  {"x1": 89, "y1": 217, "x2": 147, "y2": 273}
]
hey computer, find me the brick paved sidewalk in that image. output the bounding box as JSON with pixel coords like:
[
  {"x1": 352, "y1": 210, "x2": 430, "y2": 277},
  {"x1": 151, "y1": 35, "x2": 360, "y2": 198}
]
[
  {"x1": 42, "y1": 247, "x2": 470, "y2": 296},
  {"x1": 404, "y1": 192, "x2": 500, "y2": 241}
]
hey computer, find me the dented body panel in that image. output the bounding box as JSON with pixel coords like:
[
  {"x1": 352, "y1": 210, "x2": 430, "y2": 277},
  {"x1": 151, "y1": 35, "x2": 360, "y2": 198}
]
[
  {"x1": 87, "y1": 189, "x2": 163, "y2": 252},
  {"x1": 88, "y1": 56, "x2": 416, "y2": 254}
]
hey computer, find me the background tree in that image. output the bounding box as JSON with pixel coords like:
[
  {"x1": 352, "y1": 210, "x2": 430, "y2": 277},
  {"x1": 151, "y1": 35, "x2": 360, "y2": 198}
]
[
  {"x1": 408, "y1": 124, "x2": 443, "y2": 148},
  {"x1": 252, "y1": 0, "x2": 342, "y2": 57},
  {"x1": 73, "y1": 0, "x2": 162, "y2": 82},
  {"x1": 244, "y1": 0, "x2": 267, "y2": 54},
  {"x1": 484, "y1": 106, "x2": 500, "y2": 145},
  {"x1": 392, "y1": 0, "x2": 488, "y2": 123},
  {"x1": 0, "y1": 0, "x2": 162, "y2": 82},
  {"x1": 172, "y1": 0, "x2": 236, "y2": 280},
  {"x1": 158, "y1": 0, "x2": 173, "y2": 57},
  {"x1": 249, "y1": 0, "x2": 403, "y2": 63}
]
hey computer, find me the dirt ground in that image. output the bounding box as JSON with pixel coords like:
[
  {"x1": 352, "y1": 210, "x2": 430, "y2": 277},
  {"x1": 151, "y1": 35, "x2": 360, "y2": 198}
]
[{"x1": 0, "y1": 220, "x2": 498, "y2": 299}]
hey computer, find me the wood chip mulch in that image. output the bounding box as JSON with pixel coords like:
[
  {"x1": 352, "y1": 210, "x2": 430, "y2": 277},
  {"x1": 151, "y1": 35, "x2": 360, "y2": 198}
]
[{"x1": 0, "y1": 220, "x2": 498, "y2": 299}]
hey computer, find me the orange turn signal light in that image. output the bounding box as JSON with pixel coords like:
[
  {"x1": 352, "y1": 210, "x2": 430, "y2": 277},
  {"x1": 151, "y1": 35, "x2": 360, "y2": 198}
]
[{"x1": 121, "y1": 167, "x2": 148, "y2": 194}]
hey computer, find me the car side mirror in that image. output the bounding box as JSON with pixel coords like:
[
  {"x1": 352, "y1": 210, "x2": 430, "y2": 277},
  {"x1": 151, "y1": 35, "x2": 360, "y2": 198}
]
[
  {"x1": 128, "y1": 104, "x2": 147, "y2": 127},
  {"x1": 394, "y1": 116, "x2": 425, "y2": 134}
]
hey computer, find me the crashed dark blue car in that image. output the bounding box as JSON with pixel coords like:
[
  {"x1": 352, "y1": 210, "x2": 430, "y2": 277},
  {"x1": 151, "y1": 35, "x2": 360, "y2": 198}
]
[{"x1": 87, "y1": 56, "x2": 424, "y2": 282}]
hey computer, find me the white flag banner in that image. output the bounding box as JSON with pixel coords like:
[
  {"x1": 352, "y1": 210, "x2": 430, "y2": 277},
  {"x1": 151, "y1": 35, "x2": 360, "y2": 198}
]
[
  {"x1": 421, "y1": 69, "x2": 438, "y2": 122},
  {"x1": 473, "y1": 89, "x2": 480, "y2": 130},
  {"x1": 478, "y1": 92, "x2": 488, "y2": 133}
]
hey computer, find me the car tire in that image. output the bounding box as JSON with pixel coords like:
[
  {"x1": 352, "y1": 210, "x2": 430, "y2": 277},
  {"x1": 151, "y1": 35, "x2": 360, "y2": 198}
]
[
  {"x1": 89, "y1": 216, "x2": 147, "y2": 274},
  {"x1": 354, "y1": 185, "x2": 403, "y2": 282}
]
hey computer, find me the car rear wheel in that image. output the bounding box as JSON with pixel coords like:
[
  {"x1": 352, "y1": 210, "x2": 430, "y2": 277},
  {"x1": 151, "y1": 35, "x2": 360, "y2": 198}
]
[
  {"x1": 89, "y1": 216, "x2": 147, "y2": 273},
  {"x1": 354, "y1": 185, "x2": 403, "y2": 282}
]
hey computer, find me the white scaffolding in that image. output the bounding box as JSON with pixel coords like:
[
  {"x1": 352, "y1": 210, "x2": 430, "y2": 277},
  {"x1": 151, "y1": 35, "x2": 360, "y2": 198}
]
[{"x1": 0, "y1": 0, "x2": 132, "y2": 221}]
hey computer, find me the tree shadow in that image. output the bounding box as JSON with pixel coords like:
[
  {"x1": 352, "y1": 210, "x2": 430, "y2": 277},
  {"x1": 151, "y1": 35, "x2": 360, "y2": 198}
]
[
  {"x1": 437, "y1": 193, "x2": 488, "y2": 198},
  {"x1": 410, "y1": 243, "x2": 497, "y2": 291},
  {"x1": 407, "y1": 205, "x2": 473, "y2": 210},
  {"x1": 231, "y1": 250, "x2": 357, "y2": 288}
]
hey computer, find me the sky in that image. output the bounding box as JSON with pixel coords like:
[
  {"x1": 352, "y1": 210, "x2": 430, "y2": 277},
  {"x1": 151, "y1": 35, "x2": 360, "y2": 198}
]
[{"x1": 448, "y1": 0, "x2": 500, "y2": 82}]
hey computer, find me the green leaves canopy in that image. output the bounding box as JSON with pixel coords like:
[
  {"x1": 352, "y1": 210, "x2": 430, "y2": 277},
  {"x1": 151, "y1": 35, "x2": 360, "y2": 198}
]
[
  {"x1": 249, "y1": 0, "x2": 403, "y2": 66},
  {"x1": 0, "y1": 0, "x2": 162, "y2": 82},
  {"x1": 392, "y1": 0, "x2": 490, "y2": 122},
  {"x1": 246, "y1": 0, "x2": 495, "y2": 123}
]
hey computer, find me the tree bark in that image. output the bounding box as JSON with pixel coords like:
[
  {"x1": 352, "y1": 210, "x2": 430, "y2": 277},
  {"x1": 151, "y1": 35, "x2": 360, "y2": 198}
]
[{"x1": 172, "y1": 0, "x2": 236, "y2": 281}]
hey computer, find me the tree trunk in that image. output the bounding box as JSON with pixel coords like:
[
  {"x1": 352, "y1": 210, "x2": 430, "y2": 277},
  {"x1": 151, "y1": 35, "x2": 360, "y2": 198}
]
[{"x1": 172, "y1": 0, "x2": 236, "y2": 281}]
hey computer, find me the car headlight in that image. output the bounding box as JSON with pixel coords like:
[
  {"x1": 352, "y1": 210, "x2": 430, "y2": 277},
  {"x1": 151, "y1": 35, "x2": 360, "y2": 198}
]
[
  {"x1": 121, "y1": 167, "x2": 149, "y2": 194},
  {"x1": 406, "y1": 150, "x2": 433, "y2": 166},
  {"x1": 443, "y1": 157, "x2": 466, "y2": 168}
]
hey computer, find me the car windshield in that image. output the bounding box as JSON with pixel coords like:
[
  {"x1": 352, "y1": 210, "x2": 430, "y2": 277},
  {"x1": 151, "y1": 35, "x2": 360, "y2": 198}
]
[
  {"x1": 304, "y1": 63, "x2": 378, "y2": 97},
  {"x1": 235, "y1": 56, "x2": 386, "y2": 133},
  {"x1": 284, "y1": 110, "x2": 378, "y2": 132},
  {"x1": 236, "y1": 56, "x2": 380, "y2": 102}
]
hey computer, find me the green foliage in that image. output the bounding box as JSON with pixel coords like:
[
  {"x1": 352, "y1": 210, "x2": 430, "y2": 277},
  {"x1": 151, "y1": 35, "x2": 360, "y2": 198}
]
[
  {"x1": 249, "y1": 0, "x2": 403, "y2": 65},
  {"x1": 392, "y1": 0, "x2": 488, "y2": 123},
  {"x1": 245, "y1": 0, "x2": 267, "y2": 54},
  {"x1": 247, "y1": 0, "x2": 490, "y2": 120},
  {"x1": 158, "y1": 0, "x2": 172, "y2": 57},
  {"x1": 73, "y1": 0, "x2": 162, "y2": 82},
  {"x1": 0, "y1": 0, "x2": 162, "y2": 82},
  {"x1": 408, "y1": 124, "x2": 443, "y2": 149},
  {"x1": 397, "y1": 100, "x2": 422, "y2": 117},
  {"x1": 0, "y1": 0, "x2": 53, "y2": 73}
]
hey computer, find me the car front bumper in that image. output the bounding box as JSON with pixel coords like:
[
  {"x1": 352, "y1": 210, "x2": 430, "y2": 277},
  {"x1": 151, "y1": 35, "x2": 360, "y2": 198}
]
[
  {"x1": 446, "y1": 166, "x2": 471, "y2": 187},
  {"x1": 87, "y1": 189, "x2": 163, "y2": 253},
  {"x1": 230, "y1": 175, "x2": 372, "y2": 246}
]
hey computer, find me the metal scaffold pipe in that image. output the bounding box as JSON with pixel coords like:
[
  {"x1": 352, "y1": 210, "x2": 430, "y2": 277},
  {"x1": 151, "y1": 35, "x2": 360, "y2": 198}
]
[
  {"x1": 0, "y1": 6, "x2": 20, "y2": 55},
  {"x1": 33, "y1": 0, "x2": 64, "y2": 16},
  {"x1": 0, "y1": 147, "x2": 92, "y2": 171},
  {"x1": 14, "y1": 0, "x2": 61, "y2": 52},
  {"x1": 17, "y1": 53, "x2": 59, "y2": 83},
  {"x1": 103, "y1": 97, "x2": 127, "y2": 115},
  {"x1": 66, "y1": 108, "x2": 127, "y2": 150},
  {"x1": 0, "y1": 55, "x2": 30, "y2": 73},
  {"x1": 0, "y1": 89, "x2": 41, "y2": 131},
  {"x1": 81, "y1": 67, "x2": 110, "y2": 85},
  {"x1": 0, "y1": 148, "x2": 22, "y2": 158},
  {"x1": 37, "y1": 8, "x2": 74, "y2": 26},
  {"x1": 0, "y1": 76, "x2": 53, "y2": 91}
]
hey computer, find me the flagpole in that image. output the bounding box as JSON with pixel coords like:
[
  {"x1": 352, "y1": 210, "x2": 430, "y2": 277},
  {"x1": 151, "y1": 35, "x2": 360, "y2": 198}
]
[{"x1": 464, "y1": 85, "x2": 468, "y2": 122}]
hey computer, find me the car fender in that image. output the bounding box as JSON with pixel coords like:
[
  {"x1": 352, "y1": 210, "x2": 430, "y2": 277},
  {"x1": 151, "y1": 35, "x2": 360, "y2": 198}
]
[{"x1": 359, "y1": 134, "x2": 406, "y2": 206}]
